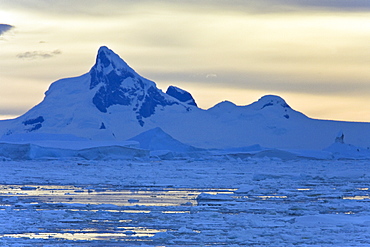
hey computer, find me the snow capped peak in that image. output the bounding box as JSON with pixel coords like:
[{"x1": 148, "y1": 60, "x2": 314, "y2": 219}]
[
  {"x1": 254, "y1": 95, "x2": 291, "y2": 109},
  {"x1": 208, "y1": 101, "x2": 237, "y2": 112},
  {"x1": 248, "y1": 95, "x2": 300, "y2": 120},
  {"x1": 90, "y1": 46, "x2": 137, "y2": 88},
  {"x1": 98, "y1": 45, "x2": 110, "y2": 53},
  {"x1": 208, "y1": 95, "x2": 291, "y2": 114},
  {"x1": 96, "y1": 46, "x2": 131, "y2": 69},
  {"x1": 95, "y1": 46, "x2": 136, "y2": 74}
]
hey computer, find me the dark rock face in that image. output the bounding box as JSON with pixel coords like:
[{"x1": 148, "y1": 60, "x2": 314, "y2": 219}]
[
  {"x1": 166, "y1": 86, "x2": 197, "y2": 107},
  {"x1": 23, "y1": 116, "x2": 44, "y2": 132},
  {"x1": 23, "y1": 116, "x2": 44, "y2": 126},
  {"x1": 91, "y1": 76, "x2": 143, "y2": 113},
  {"x1": 261, "y1": 101, "x2": 291, "y2": 109},
  {"x1": 139, "y1": 86, "x2": 177, "y2": 118},
  {"x1": 90, "y1": 48, "x2": 137, "y2": 113}
]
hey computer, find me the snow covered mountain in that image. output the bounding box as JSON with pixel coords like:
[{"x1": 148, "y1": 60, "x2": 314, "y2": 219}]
[
  {"x1": 0, "y1": 46, "x2": 369, "y2": 151},
  {"x1": 0, "y1": 46, "x2": 196, "y2": 141}
]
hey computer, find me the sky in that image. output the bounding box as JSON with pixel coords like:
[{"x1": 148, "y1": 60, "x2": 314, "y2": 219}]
[{"x1": 0, "y1": 0, "x2": 369, "y2": 122}]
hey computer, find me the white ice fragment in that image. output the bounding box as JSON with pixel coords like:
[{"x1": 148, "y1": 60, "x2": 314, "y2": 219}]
[
  {"x1": 152, "y1": 231, "x2": 172, "y2": 239},
  {"x1": 196, "y1": 193, "x2": 233, "y2": 201},
  {"x1": 178, "y1": 226, "x2": 193, "y2": 233},
  {"x1": 235, "y1": 185, "x2": 256, "y2": 194}
]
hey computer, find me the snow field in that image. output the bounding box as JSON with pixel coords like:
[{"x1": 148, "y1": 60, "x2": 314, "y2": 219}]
[{"x1": 0, "y1": 158, "x2": 370, "y2": 246}]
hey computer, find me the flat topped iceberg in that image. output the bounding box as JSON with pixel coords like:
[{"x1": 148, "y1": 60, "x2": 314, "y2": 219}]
[
  {"x1": 0, "y1": 132, "x2": 147, "y2": 160},
  {"x1": 0, "y1": 142, "x2": 148, "y2": 160}
]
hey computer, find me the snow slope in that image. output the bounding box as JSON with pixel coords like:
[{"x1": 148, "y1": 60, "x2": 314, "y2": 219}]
[
  {"x1": 128, "y1": 127, "x2": 201, "y2": 152},
  {"x1": 0, "y1": 46, "x2": 369, "y2": 151}
]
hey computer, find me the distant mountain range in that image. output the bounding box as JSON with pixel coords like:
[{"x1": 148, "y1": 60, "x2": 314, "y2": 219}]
[{"x1": 0, "y1": 46, "x2": 369, "y2": 150}]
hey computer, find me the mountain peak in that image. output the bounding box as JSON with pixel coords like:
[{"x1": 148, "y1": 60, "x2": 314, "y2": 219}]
[
  {"x1": 89, "y1": 46, "x2": 189, "y2": 126},
  {"x1": 166, "y1": 86, "x2": 197, "y2": 107},
  {"x1": 97, "y1": 46, "x2": 123, "y2": 62},
  {"x1": 252, "y1": 95, "x2": 291, "y2": 110},
  {"x1": 96, "y1": 46, "x2": 113, "y2": 67},
  {"x1": 247, "y1": 95, "x2": 296, "y2": 120},
  {"x1": 98, "y1": 45, "x2": 110, "y2": 53},
  {"x1": 89, "y1": 46, "x2": 140, "y2": 113},
  {"x1": 92, "y1": 46, "x2": 134, "y2": 80},
  {"x1": 208, "y1": 101, "x2": 237, "y2": 112}
]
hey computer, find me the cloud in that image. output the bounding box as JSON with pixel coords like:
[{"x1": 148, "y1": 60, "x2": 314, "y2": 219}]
[
  {"x1": 0, "y1": 106, "x2": 26, "y2": 117},
  {"x1": 145, "y1": 70, "x2": 370, "y2": 97},
  {"x1": 1, "y1": 1, "x2": 141, "y2": 17},
  {"x1": 3, "y1": 0, "x2": 370, "y2": 20},
  {"x1": 190, "y1": 0, "x2": 370, "y2": 12},
  {"x1": 0, "y1": 24, "x2": 13, "y2": 35},
  {"x1": 274, "y1": 0, "x2": 370, "y2": 11},
  {"x1": 206, "y1": 74, "x2": 217, "y2": 79},
  {"x1": 17, "y1": 50, "x2": 62, "y2": 59}
]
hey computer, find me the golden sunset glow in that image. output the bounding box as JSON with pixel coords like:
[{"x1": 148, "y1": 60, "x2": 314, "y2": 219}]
[{"x1": 0, "y1": 1, "x2": 369, "y2": 121}]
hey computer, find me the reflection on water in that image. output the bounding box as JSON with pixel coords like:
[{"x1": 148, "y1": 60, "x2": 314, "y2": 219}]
[
  {"x1": 257, "y1": 195, "x2": 288, "y2": 200},
  {"x1": 1, "y1": 184, "x2": 369, "y2": 244},
  {"x1": 2, "y1": 229, "x2": 164, "y2": 241},
  {"x1": 0, "y1": 185, "x2": 234, "y2": 243},
  {"x1": 0, "y1": 185, "x2": 203, "y2": 207},
  {"x1": 343, "y1": 195, "x2": 370, "y2": 200},
  {"x1": 0, "y1": 185, "x2": 238, "y2": 207}
]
